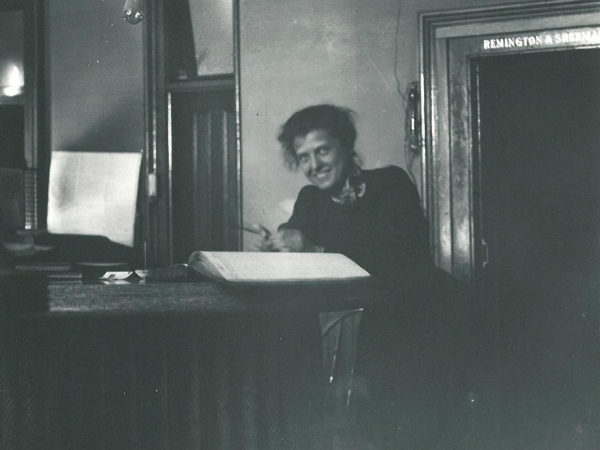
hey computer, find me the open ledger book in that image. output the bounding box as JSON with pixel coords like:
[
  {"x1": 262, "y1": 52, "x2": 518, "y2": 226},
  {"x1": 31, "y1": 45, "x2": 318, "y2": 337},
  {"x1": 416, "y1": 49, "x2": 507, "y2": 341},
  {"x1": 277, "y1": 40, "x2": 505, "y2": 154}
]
[{"x1": 187, "y1": 251, "x2": 370, "y2": 285}]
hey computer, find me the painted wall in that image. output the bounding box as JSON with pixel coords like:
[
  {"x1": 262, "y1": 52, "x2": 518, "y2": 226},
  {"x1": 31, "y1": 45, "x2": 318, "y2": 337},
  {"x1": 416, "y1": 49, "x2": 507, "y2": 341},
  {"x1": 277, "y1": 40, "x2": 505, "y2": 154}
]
[
  {"x1": 46, "y1": 0, "x2": 144, "y2": 153},
  {"x1": 239, "y1": 0, "x2": 540, "y2": 248},
  {"x1": 42, "y1": 0, "x2": 543, "y2": 252}
]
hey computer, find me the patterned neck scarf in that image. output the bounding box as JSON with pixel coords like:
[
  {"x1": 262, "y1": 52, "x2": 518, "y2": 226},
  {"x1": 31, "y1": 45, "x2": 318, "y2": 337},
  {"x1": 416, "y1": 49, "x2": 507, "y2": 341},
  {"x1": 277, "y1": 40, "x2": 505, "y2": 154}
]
[{"x1": 330, "y1": 164, "x2": 367, "y2": 205}]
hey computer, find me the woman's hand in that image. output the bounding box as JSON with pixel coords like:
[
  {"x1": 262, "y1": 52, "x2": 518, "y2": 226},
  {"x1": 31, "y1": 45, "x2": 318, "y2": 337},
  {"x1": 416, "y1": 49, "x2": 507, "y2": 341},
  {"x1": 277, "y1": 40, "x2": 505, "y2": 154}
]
[
  {"x1": 257, "y1": 234, "x2": 275, "y2": 251},
  {"x1": 268, "y1": 229, "x2": 320, "y2": 252},
  {"x1": 251, "y1": 225, "x2": 273, "y2": 251}
]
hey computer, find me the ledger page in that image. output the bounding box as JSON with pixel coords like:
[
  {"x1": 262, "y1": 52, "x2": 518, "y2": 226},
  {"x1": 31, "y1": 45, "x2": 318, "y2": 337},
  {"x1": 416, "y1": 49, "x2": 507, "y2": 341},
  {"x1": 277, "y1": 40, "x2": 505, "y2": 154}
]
[{"x1": 201, "y1": 251, "x2": 371, "y2": 283}]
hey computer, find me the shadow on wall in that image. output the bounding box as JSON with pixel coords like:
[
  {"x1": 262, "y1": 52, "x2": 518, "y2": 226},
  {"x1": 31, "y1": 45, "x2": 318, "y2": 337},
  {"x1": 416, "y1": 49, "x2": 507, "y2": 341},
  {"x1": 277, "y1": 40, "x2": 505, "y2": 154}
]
[{"x1": 56, "y1": 93, "x2": 145, "y2": 153}]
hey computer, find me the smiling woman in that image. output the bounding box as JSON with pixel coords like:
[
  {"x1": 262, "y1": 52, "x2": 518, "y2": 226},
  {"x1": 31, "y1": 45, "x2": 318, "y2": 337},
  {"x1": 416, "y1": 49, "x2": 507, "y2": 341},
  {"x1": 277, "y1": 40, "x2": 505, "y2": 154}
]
[
  {"x1": 261, "y1": 104, "x2": 428, "y2": 278},
  {"x1": 294, "y1": 129, "x2": 347, "y2": 192},
  {"x1": 257, "y1": 104, "x2": 469, "y2": 447}
]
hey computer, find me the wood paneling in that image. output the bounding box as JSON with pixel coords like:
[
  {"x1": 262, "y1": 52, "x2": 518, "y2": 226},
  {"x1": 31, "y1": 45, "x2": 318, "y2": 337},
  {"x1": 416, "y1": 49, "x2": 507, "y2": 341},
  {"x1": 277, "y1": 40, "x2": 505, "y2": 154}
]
[{"x1": 171, "y1": 92, "x2": 239, "y2": 263}]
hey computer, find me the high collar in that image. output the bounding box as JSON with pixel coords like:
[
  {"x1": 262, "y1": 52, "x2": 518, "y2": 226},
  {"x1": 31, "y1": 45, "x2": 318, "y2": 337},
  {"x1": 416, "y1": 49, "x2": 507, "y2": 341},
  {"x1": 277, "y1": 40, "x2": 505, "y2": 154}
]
[{"x1": 329, "y1": 164, "x2": 367, "y2": 206}]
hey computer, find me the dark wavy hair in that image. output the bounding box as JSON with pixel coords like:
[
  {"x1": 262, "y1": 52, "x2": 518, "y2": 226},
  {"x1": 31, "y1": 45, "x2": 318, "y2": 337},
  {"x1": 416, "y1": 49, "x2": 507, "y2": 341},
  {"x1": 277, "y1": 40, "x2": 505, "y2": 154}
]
[{"x1": 277, "y1": 104, "x2": 358, "y2": 170}]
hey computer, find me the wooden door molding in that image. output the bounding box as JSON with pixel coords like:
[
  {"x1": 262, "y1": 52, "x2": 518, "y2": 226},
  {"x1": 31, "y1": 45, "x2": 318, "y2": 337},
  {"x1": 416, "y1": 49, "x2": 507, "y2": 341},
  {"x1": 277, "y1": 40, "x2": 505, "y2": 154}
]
[
  {"x1": 143, "y1": 1, "x2": 242, "y2": 265},
  {"x1": 0, "y1": 1, "x2": 45, "y2": 231},
  {"x1": 419, "y1": 0, "x2": 600, "y2": 282}
]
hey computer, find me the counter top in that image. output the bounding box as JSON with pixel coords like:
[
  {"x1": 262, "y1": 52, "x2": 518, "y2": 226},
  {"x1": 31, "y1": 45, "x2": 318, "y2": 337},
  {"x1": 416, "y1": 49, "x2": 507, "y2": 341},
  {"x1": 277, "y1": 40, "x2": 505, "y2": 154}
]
[{"x1": 2, "y1": 271, "x2": 380, "y2": 317}]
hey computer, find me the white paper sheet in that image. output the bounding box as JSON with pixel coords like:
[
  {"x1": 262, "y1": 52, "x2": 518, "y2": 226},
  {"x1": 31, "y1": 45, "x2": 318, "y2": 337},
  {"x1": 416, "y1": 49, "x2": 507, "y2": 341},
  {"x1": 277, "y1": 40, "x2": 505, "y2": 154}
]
[{"x1": 47, "y1": 151, "x2": 142, "y2": 247}]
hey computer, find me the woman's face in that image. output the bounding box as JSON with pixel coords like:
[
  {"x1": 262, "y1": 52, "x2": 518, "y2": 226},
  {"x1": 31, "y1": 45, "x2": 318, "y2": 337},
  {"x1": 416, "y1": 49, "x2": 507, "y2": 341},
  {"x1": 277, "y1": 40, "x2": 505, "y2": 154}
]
[{"x1": 293, "y1": 129, "x2": 351, "y2": 192}]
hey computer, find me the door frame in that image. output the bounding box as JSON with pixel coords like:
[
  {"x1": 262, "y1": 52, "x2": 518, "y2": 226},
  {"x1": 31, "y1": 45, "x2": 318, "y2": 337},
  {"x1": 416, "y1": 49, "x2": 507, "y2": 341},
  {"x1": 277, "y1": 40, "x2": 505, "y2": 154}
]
[
  {"x1": 0, "y1": 1, "x2": 45, "y2": 231},
  {"x1": 142, "y1": 0, "x2": 243, "y2": 265},
  {"x1": 419, "y1": 0, "x2": 600, "y2": 283}
]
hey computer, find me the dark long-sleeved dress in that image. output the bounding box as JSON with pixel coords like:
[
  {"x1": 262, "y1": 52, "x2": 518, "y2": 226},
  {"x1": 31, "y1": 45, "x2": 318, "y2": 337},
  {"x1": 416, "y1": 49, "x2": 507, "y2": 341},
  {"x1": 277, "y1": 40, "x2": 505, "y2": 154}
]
[
  {"x1": 280, "y1": 165, "x2": 432, "y2": 290},
  {"x1": 280, "y1": 165, "x2": 467, "y2": 448}
]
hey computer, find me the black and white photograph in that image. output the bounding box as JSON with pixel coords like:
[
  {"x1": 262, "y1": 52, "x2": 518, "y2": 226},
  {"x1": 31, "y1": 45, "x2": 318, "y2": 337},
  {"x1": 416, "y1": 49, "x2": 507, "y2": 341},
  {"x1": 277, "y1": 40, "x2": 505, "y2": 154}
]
[{"x1": 1, "y1": 0, "x2": 600, "y2": 448}]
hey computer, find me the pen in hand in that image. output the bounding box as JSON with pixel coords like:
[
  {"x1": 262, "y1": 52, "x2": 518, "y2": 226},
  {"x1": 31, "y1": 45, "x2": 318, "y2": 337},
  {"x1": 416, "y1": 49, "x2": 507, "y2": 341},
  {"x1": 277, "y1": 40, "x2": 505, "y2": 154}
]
[{"x1": 241, "y1": 222, "x2": 271, "y2": 239}]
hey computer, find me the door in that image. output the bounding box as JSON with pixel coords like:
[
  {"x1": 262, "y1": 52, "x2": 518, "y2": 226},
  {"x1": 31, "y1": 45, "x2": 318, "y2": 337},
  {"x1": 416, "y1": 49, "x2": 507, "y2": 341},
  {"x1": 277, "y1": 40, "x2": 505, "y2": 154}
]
[
  {"x1": 470, "y1": 48, "x2": 600, "y2": 446},
  {"x1": 421, "y1": 5, "x2": 600, "y2": 446},
  {"x1": 143, "y1": 1, "x2": 241, "y2": 265},
  {"x1": 473, "y1": 49, "x2": 600, "y2": 340},
  {"x1": 170, "y1": 89, "x2": 239, "y2": 263}
]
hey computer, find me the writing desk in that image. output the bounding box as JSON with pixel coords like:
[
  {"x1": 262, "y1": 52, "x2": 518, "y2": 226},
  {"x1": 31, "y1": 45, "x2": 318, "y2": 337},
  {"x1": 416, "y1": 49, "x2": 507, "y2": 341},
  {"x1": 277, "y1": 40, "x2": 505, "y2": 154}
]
[{"x1": 1, "y1": 274, "x2": 379, "y2": 450}]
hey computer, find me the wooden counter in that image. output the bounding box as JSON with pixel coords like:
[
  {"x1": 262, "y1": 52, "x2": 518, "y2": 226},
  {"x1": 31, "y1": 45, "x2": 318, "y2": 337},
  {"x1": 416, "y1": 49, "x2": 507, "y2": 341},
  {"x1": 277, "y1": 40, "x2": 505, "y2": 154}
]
[
  {"x1": 44, "y1": 278, "x2": 377, "y2": 315},
  {"x1": 1, "y1": 273, "x2": 379, "y2": 450}
]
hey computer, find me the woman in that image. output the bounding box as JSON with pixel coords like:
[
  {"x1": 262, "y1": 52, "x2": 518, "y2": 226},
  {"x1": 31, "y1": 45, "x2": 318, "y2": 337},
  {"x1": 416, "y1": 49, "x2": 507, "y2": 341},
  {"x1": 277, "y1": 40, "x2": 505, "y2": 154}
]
[
  {"x1": 261, "y1": 104, "x2": 467, "y2": 449},
  {"x1": 262, "y1": 104, "x2": 431, "y2": 289}
]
